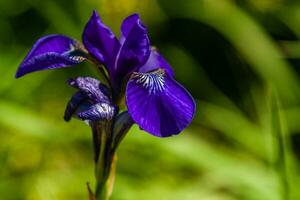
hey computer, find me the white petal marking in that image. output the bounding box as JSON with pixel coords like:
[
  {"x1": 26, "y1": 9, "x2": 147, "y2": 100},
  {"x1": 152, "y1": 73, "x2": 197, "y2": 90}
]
[{"x1": 131, "y1": 69, "x2": 165, "y2": 94}]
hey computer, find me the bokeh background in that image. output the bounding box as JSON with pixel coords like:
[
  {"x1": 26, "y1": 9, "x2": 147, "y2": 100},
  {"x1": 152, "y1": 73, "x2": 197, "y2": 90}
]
[{"x1": 1, "y1": 0, "x2": 300, "y2": 199}]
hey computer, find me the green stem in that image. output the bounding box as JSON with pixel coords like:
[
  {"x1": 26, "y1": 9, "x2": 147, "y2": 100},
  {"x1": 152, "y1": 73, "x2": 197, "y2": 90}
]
[
  {"x1": 90, "y1": 122, "x2": 117, "y2": 200},
  {"x1": 95, "y1": 155, "x2": 117, "y2": 200}
]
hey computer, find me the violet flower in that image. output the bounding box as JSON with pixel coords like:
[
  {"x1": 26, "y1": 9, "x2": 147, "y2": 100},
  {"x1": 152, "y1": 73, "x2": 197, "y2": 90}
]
[{"x1": 16, "y1": 10, "x2": 195, "y2": 199}]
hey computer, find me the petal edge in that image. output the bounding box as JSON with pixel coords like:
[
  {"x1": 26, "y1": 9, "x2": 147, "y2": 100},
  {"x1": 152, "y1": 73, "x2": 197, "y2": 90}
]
[
  {"x1": 82, "y1": 10, "x2": 120, "y2": 72},
  {"x1": 16, "y1": 34, "x2": 86, "y2": 78},
  {"x1": 113, "y1": 14, "x2": 150, "y2": 89}
]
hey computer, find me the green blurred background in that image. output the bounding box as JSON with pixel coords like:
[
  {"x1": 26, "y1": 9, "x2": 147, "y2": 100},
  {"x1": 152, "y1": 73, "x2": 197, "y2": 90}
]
[{"x1": 2, "y1": 0, "x2": 300, "y2": 199}]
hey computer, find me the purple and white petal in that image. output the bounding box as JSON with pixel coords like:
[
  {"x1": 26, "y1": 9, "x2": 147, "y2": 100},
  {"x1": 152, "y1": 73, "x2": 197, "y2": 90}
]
[
  {"x1": 68, "y1": 77, "x2": 111, "y2": 104},
  {"x1": 77, "y1": 103, "x2": 117, "y2": 121},
  {"x1": 16, "y1": 34, "x2": 86, "y2": 78},
  {"x1": 64, "y1": 91, "x2": 87, "y2": 121},
  {"x1": 82, "y1": 10, "x2": 120, "y2": 70},
  {"x1": 113, "y1": 14, "x2": 150, "y2": 88},
  {"x1": 139, "y1": 47, "x2": 174, "y2": 77},
  {"x1": 126, "y1": 69, "x2": 195, "y2": 137}
]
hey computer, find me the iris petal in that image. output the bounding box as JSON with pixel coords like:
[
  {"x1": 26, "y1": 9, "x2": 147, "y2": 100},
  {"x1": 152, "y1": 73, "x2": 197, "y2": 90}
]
[
  {"x1": 68, "y1": 77, "x2": 111, "y2": 104},
  {"x1": 126, "y1": 69, "x2": 196, "y2": 137},
  {"x1": 82, "y1": 10, "x2": 120, "y2": 71},
  {"x1": 16, "y1": 34, "x2": 86, "y2": 78},
  {"x1": 65, "y1": 76, "x2": 116, "y2": 122},
  {"x1": 139, "y1": 47, "x2": 174, "y2": 77},
  {"x1": 64, "y1": 91, "x2": 87, "y2": 122},
  {"x1": 77, "y1": 103, "x2": 117, "y2": 121},
  {"x1": 113, "y1": 14, "x2": 150, "y2": 89},
  {"x1": 120, "y1": 14, "x2": 139, "y2": 43}
]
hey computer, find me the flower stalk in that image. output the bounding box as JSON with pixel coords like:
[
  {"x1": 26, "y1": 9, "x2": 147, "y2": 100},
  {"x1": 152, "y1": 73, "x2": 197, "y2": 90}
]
[
  {"x1": 90, "y1": 122, "x2": 116, "y2": 200},
  {"x1": 95, "y1": 154, "x2": 117, "y2": 200}
]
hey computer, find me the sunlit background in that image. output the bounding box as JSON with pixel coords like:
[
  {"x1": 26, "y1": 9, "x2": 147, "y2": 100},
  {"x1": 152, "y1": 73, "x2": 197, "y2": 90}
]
[{"x1": 2, "y1": 0, "x2": 300, "y2": 199}]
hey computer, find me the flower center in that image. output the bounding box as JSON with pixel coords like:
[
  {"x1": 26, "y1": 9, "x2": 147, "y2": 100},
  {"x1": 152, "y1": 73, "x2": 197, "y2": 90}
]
[{"x1": 131, "y1": 69, "x2": 165, "y2": 94}]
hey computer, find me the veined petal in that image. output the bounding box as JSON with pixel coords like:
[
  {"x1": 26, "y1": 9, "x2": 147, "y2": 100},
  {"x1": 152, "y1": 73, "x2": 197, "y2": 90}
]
[
  {"x1": 65, "y1": 76, "x2": 116, "y2": 122},
  {"x1": 68, "y1": 77, "x2": 111, "y2": 104},
  {"x1": 64, "y1": 91, "x2": 87, "y2": 122},
  {"x1": 113, "y1": 14, "x2": 150, "y2": 88},
  {"x1": 82, "y1": 10, "x2": 120, "y2": 69},
  {"x1": 139, "y1": 47, "x2": 174, "y2": 77},
  {"x1": 126, "y1": 69, "x2": 195, "y2": 137},
  {"x1": 77, "y1": 103, "x2": 117, "y2": 121},
  {"x1": 16, "y1": 34, "x2": 86, "y2": 78}
]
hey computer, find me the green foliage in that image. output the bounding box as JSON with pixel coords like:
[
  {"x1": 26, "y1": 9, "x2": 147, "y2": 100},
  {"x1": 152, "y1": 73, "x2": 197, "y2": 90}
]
[{"x1": 1, "y1": 0, "x2": 300, "y2": 199}]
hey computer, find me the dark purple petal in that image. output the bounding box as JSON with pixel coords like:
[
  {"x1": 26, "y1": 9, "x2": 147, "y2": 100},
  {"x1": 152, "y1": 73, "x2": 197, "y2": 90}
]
[
  {"x1": 113, "y1": 14, "x2": 150, "y2": 88},
  {"x1": 64, "y1": 91, "x2": 87, "y2": 121},
  {"x1": 82, "y1": 10, "x2": 120, "y2": 70},
  {"x1": 68, "y1": 77, "x2": 111, "y2": 104},
  {"x1": 77, "y1": 103, "x2": 117, "y2": 121},
  {"x1": 120, "y1": 14, "x2": 139, "y2": 43},
  {"x1": 139, "y1": 47, "x2": 174, "y2": 77},
  {"x1": 16, "y1": 34, "x2": 86, "y2": 78},
  {"x1": 126, "y1": 69, "x2": 195, "y2": 137}
]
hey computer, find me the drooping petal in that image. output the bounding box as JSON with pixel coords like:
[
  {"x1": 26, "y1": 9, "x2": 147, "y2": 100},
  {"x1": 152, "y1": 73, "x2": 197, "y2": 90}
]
[
  {"x1": 113, "y1": 14, "x2": 150, "y2": 88},
  {"x1": 139, "y1": 47, "x2": 174, "y2": 77},
  {"x1": 68, "y1": 77, "x2": 111, "y2": 104},
  {"x1": 64, "y1": 91, "x2": 88, "y2": 121},
  {"x1": 126, "y1": 69, "x2": 195, "y2": 137},
  {"x1": 77, "y1": 103, "x2": 117, "y2": 121},
  {"x1": 82, "y1": 10, "x2": 120, "y2": 70},
  {"x1": 16, "y1": 34, "x2": 86, "y2": 78}
]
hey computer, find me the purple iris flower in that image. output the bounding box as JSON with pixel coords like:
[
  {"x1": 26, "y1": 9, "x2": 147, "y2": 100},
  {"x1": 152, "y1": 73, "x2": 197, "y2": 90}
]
[{"x1": 16, "y1": 11, "x2": 195, "y2": 137}]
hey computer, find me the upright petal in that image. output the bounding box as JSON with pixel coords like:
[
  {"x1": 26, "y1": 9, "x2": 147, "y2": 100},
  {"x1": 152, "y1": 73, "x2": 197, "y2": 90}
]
[
  {"x1": 16, "y1": 35, "x2": 86, "y2": 78},
  {"x1": 82, "y1": 10, "x2": 120, "y2": 69},
  {"x1": 113, "y1": 14, "x2": 150, "y2": 88},
  {"x1": 120, "y1": 14, "x2": 139, "y2": 43},
  {"x1": 139, "y1": 47, "x2": 174, "y2": 77},
  {"x1": 126, "y1": 69, "x2": 195, "y2": 137}
]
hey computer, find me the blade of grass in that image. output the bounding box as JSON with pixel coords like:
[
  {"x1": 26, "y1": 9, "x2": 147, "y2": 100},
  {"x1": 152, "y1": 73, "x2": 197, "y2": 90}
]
[{"x1": 268, "y1": 87, "x2": 290, "y2": 200}]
